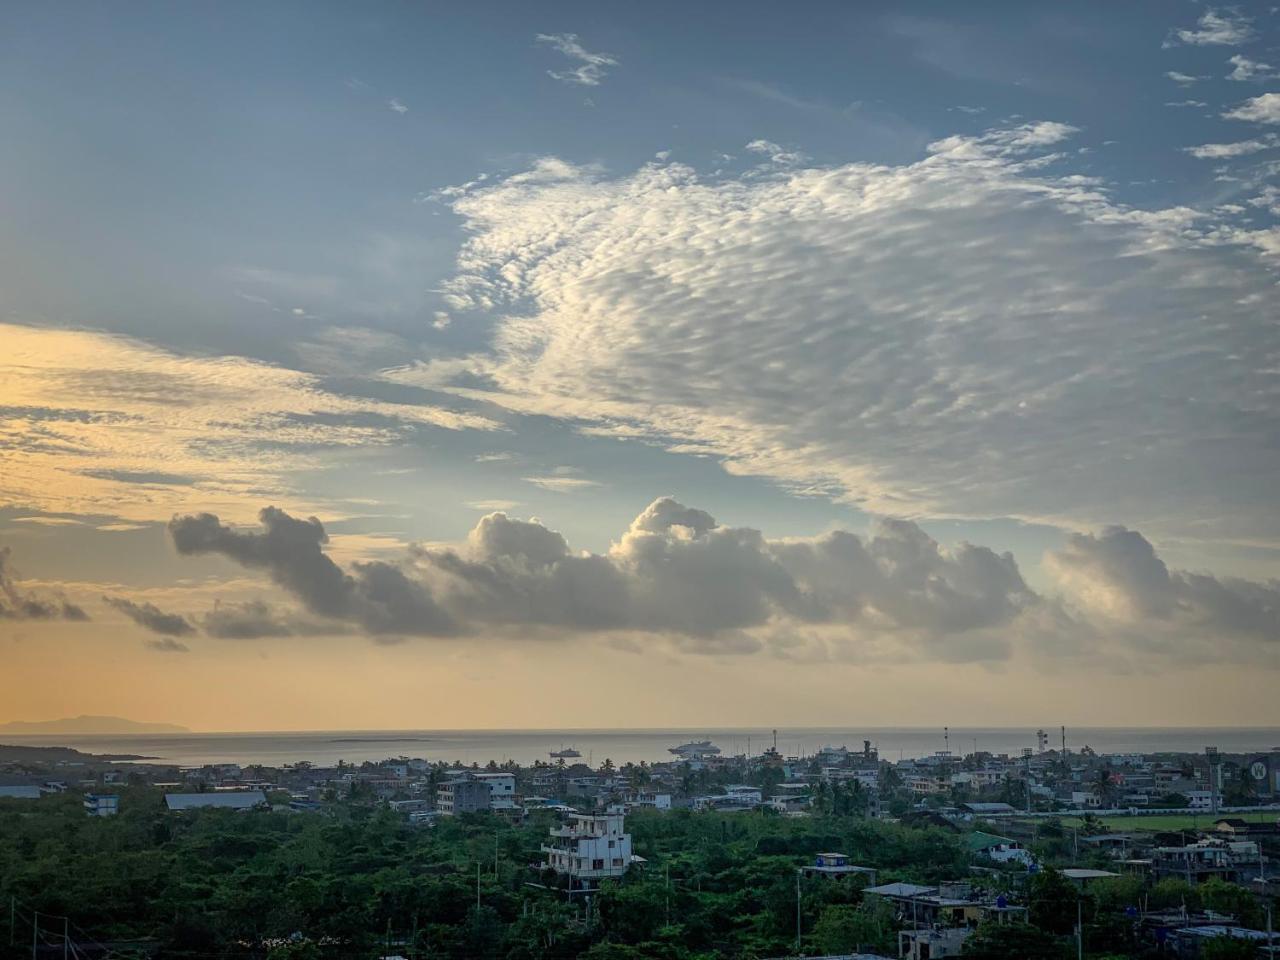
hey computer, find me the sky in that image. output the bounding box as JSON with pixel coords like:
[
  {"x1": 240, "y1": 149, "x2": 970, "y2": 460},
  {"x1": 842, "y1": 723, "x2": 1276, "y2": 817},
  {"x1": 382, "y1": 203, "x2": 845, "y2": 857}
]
[{"x1": 1, "y1": 0, "x2": 1279, "y2": 732}]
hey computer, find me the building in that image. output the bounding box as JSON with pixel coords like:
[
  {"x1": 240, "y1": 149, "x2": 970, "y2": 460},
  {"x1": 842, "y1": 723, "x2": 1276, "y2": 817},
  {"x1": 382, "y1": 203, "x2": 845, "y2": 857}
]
[
  {"x1": 473, "y1": 772, "x2": 517, "y2": 810},
  {"x1": 899, "y1": 927, "x2": 971, "y2": 960},
  {"x1": 0, "y1": 785, "x2": 43, "y2": 800},
  {"x1": 164, "y1": 790, "x2": 268, "y2": 811},
  {"x1": 1152, "y1": 839, "x2": 1261, "y2": 885},
  {"x1": 83, "y1": 793, "x2": 119, "y2": 817},
  {"x1": 630, "y1": 791, "x2": 672, "y2": 811},
  {"x1": 802, "y1": 853, "x2": 878, "y2": 883},
  {"x1": 967, "y1": 831, "x2": 1034, "y2": 866},
  {"x1": 437, "y1": 778, "x2": 491, "y2": 815},
  {"x1": 541, "y1": 812, "x2": 632, "y2": 890}
]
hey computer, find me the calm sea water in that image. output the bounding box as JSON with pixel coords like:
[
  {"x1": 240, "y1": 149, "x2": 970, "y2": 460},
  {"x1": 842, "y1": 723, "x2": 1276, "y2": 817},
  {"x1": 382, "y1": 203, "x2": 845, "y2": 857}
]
[{"x1": 4, "y1": 727, "x2": 1279, "y2": 768}]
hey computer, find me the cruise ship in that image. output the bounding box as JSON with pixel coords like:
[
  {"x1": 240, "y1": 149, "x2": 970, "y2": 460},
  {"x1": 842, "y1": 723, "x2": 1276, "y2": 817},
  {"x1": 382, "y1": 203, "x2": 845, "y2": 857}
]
[
  {"x1": 668, "y1": 739, "x2": 721, "y2": 758},
  {"x1": 549, "y1": 747, "x2": 582, "y2": 759}
]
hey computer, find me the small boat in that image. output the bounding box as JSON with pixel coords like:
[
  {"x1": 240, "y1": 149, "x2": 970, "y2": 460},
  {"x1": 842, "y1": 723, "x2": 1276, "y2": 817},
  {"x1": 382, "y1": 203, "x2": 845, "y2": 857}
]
[
  {"x1": 549, "y1": 747, "x2": 582, "y2": 759},
  {"x1": 669, "y1": 740, "x2": 720, "y2": 757}
]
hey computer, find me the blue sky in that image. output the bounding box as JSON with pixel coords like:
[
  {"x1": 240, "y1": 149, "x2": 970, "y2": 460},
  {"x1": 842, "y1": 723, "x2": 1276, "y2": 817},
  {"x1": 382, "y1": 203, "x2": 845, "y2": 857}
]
[{"x1": 1, "y1": 2, "x2": 1278, "y2": 729}]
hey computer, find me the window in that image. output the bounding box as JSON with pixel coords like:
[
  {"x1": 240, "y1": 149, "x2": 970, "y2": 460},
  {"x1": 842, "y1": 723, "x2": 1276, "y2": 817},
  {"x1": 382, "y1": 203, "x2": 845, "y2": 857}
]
[{"x1": 593, "y1": 859, "x2": 605, "y2": 870}]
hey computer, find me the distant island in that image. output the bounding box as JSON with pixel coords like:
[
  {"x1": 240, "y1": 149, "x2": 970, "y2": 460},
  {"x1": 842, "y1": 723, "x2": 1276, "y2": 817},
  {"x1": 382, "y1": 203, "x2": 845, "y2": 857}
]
[{"x1": 0, "y1": 715, "x2": 189, "y2": 734}]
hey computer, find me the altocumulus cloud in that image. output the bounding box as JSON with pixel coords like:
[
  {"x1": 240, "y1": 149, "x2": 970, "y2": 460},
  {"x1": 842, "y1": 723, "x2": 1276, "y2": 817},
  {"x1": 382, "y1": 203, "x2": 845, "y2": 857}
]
[
  {"x1": 390, "y1": 121, "x2": 1280, "y2": 548},
  {"x1": 165, "y1": 498, "x2": 1280, "y2": 664}
]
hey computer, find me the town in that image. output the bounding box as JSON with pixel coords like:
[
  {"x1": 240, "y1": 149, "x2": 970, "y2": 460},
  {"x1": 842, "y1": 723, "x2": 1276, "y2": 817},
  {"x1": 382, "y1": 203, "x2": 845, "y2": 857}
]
[{"x1": 2, "y1": 731, "x2": 1279, "y2": 959}]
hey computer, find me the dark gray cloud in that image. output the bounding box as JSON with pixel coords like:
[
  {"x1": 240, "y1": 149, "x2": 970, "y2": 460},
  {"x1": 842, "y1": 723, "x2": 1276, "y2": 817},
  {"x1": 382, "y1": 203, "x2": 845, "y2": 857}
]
[
  {"x1": 0, "y1": 545, "x2": 88, "y2": 621},
  {"x1": 168, "y1": 507, "x2": 455, "y2": 637},
  {"x1": 104, "y1": 596, "x2": 195, "y2": 636},
  {"x1": 1047, "y1": 526, "x2": 1280, "y2": 643},
  {"x1": 144, "y1": 637, "x2": 190, "y2": 653},
  {"x1": 201, "y1": 599, "x2": 303, "y2": 639}
]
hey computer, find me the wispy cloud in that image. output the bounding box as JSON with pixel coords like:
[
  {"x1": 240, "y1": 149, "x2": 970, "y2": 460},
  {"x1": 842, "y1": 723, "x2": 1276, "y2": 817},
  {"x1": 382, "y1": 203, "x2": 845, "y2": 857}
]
[
  {"x1": 535, "y1": 33, "x2": 617, "y2": 86},
  {"x1": 388, "y1": 98, "x2": 409, "y2": 114},
  {"x1": 1164, "y1": 8, "x2": 1253, "y2": 47},
  {"x1": 1184, "y1": 136, "x2": 1276, "y2": 158},
  {"x1": 0, "y1": 323, "x2": 498, "y2": 523},
  {"x1": 467, "y1": 499, "x2": 522, "y2": 511},
  {"x1": 523, "y1": 475, "x2": 601, "y2": 493},
  {"x1": 1165, "y1": 99, "x2": 1209, "y2": 108},
  {"x1": 1164, "y1": 71, "x2": 1208, "y2": 85}
]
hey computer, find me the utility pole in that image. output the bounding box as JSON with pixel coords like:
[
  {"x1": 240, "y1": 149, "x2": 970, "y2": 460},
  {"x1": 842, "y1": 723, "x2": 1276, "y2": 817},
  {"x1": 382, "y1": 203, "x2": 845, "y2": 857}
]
[
  {"x1": 31, "y1": 910, "x2": 37, "y2": 960},
  {"x1": 1076, "y1": 899, "x2": 1083, "y2": 960},
  {"x1": 63, "y1": 916, "x2": 68, "y2": 960},
  {"x1": 476, "y1": 862, "x2": 482, "y2": 911},
  {"x1": 794, "y1": 870, "x2": 802, "y2": 955},
  {"x1": 9, "y1": 896, "x2": 14, "y2": 947},
  {"x1": 665, "y1": 863, "x2": 670, "y2": 927}
]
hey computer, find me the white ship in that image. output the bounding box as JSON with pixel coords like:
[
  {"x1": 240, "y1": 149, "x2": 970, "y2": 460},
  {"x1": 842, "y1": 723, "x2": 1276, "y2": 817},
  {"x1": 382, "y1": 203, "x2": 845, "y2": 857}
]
[{"x1": 668, "y1": 739, "x2": 721, "y2": 758}]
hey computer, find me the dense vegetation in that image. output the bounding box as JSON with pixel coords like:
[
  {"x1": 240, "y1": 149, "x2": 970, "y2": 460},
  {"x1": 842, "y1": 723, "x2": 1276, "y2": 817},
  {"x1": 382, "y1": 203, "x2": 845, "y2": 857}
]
[{"x1": 0, "y1": 790, "x2": 1271, "y2": 959}]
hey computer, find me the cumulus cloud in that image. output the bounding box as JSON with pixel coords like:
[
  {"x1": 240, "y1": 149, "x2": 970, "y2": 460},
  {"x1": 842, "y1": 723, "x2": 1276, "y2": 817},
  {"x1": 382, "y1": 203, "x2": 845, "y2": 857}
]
[
  {"x1": 165, "y1": 498, "x2": 1042, "y2": 659},
  {"x1": 168, "y1": 508, "x2": 455, "y2": 638},
  {"x1": 103, "y1": 596, "x2": 195, "y2": 636},
  {"x1": 1165, "y1": 71, "x2": 1207, "y2": 85},
  {"x1": 163, "y1": 498, "x2": 1280, "y2": 664},
  {"x1": 0, "y1": 323, "x2": 497, "y2": 523},
  {"x1": 1046, "y1": 527, "x2": 1280, "y2": 645},
  {"x1": 1165, "y1": 8, "x2": 1254, "y2": 46},
  {"x1": 1227, "y1": 55, "x2": 1276, "y2": 82},
  {"x1": 0, "y1": 546, "x2": 88, "y2": 621},
  {"x1": 1225, "y1": 93, "x2": 1280, "y2": 123},
  {"x1": 535, "y1": 33, "x2": 617, "y2": 86},
  {"x1": 397, "y1": 121, "x2": 1280, "y2": 547}
]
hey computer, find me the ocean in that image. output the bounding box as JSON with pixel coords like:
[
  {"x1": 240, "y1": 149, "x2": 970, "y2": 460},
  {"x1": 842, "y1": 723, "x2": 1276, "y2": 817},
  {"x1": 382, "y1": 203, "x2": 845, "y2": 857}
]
[{"x1": 3, "y1": 726, "x2": 1279, "y2": 769}]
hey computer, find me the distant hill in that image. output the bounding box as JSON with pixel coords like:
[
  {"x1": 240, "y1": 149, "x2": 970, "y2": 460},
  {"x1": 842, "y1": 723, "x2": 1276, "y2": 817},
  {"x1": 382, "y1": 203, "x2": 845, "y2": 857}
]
[{"x1": 0, "y1": 715, "x2": 189, "y2": 734}]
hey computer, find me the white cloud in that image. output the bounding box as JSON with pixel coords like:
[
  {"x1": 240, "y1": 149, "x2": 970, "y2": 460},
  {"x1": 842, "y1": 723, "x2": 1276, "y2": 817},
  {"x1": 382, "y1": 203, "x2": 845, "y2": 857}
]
[
  {"x1": 467, "y1": 499, "x2": 522, "y2": 511},
  {"x1": 523, "y1": 475, "x2": 601, "y2": 492},
  {"x1": 1184, "y1": 137, "x2": 1275, "y2": 158},
  {"x1": 535, "y1": 33, "x2": 617, "y2": 86},
  {"x1": 1164, "y1": 71, "x2": 1207, "y2": 85},
  {"x1": 1225, "y1": 93, "x2": 1280, "y2": 124},
  {"x1": 1165, "y1": 100, "x2": 1209, "y2": 108},
  {"x1": 1227, "y1": 55, "x2": 1277, "y2": 82},
  {"x1": 388, "y1": 98, "x2": 409, "y2": 114},
  {"x1": 1165, "y1": 8, "x2": 1254, "y2": 46},
  {"x1": 397, "y1": 121, "x2": 1280, "y2": 547},
  {"x1": 0, "y1": 323, "x2": 498, "y2": 523}
]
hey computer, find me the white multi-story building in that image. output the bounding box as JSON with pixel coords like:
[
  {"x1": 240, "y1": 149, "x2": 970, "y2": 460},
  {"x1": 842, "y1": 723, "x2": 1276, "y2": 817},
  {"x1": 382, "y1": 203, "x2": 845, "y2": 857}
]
[
  {"x1": 473, "y1": 772, "x2": 517, "y2": 810},
  {"x1": 542, "y1": 813, "x2": 632, "y2": 886}
]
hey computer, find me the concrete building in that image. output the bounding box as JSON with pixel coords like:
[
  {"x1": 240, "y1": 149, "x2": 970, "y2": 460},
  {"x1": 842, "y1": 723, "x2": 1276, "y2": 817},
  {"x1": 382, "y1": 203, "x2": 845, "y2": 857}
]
[
  {"x1": 437, "y1": 777, "x2": 491, "y2": 815},
  {"x1": 899, "y1": 927, "x2": 971, "y2": 960},
  {"x1": 83, "y1": 793, "x2": 119, "y2": 817},
  {"x1": 541, "y1": 812, "x2": 632, "y2": 890},
  {"x1": 473, "y1": 772, "x2": 517, "y2": 810}
]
